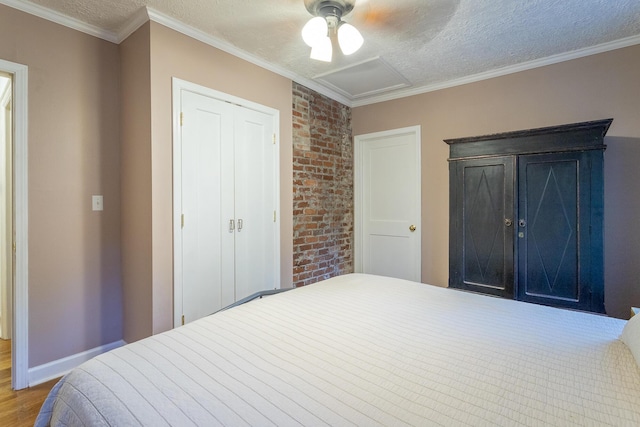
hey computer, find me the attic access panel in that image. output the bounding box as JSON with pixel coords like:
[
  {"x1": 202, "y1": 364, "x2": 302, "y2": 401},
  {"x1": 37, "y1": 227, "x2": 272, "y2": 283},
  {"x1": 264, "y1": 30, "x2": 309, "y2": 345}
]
[{"x1": 314, "y1": 57, "x2": 410, "y2": 99}]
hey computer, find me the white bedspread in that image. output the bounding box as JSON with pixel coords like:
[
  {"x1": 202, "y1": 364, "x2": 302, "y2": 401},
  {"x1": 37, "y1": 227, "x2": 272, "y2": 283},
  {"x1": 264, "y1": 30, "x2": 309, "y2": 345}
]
[{"x1": 36, "y1": 274, "x2": 640, "y2": 426}]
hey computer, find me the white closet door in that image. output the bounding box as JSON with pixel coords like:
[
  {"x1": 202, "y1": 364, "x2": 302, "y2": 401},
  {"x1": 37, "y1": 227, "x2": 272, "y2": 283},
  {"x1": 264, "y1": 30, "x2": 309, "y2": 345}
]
[
  {"x1": 176, "y1": 81, "x2": 279, "y2": 326},
  {"x1": 181, "y1": 91, "x2": 235, "y2": 323},
  {"x1": 233, "y1": 107, "x2": 277, "y2": 300}
]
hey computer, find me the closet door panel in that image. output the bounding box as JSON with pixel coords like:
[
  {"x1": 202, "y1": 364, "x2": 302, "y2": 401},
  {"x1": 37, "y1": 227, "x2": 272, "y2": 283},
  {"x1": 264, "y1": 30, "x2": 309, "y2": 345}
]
[
  {"x1": 233, "y1": 107, "x2": 277, "y2": 301},
  {"x1": 450, "y1": 156, "x2": 515, "y2": 297},
  {"x1": 181, "y1": 91, "x2": 235, "y2": 322}
]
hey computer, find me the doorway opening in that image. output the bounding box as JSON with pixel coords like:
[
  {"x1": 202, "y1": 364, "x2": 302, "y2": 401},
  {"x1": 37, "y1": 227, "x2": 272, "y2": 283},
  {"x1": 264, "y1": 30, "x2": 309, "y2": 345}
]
[
  {"x1": 0, "y1": 57, "x2": 28, "y2": 390},
  {"x1": 0, "y1": 70, "x2": 13, "y2": 391},
  {"x1": 0, "y1": 72, "x2": 11, "y2": 343}
]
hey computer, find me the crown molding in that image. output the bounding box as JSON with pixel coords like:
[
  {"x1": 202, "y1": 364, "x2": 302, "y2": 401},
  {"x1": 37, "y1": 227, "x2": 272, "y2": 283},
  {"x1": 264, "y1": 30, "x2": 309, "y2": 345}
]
[
  {"x1": 0, "y1": 0, "x2": 118, "y2": 43},
  {"x1": 115, "y1": 7, "x2": 150, "y2": 44},
  {"x1": 144, "y1": 7, "x2": 352, "y2": 106},
  {"x1": 4, "y1": 0, "x2": 640, "y2": 109},
  {"x1": 353, "y1": 33, "x2": 640, "y2": 107}
]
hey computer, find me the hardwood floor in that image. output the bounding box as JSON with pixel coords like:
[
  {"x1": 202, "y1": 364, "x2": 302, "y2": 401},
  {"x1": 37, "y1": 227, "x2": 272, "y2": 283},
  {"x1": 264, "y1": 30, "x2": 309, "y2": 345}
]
[{"x1": 0, "y1": 339, "x2": 58, "y2": 427}]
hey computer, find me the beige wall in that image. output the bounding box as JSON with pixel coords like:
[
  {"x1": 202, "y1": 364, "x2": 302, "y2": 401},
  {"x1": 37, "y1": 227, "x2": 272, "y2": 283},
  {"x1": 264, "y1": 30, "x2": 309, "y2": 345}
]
[
  {"x1": 120, "y1": 23, "x2": 153, "y2": 343},
  {"x1": 353, "y1": 44, "x2": 640, "y2": 319},
  {"x1": 120, "y1": 22, "x2": 294, "y2": 340},
  {"x1": 0, "y1": 5, "x2": 122, "y2": 365}
]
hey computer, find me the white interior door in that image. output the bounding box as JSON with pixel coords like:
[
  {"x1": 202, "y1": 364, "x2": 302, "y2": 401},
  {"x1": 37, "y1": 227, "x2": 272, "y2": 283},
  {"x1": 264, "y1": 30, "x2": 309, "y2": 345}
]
[
  {"x1": 233, "y1": 108, "x2": 277, "y2": 301},
  {"x1": 180, "y1": 90, "x2": 235, "y2": 323},
  {"x1": 355, "y1": 126, "x2": 421, "y2": 282}
]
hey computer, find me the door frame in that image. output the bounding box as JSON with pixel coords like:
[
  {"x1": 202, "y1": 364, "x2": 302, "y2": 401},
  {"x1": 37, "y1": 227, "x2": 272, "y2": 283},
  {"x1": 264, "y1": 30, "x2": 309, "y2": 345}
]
[
  {"x1": 171, "y1": 78, "x2": 280, "y2": 328},
  {"x1": 0, "y1": 58, "x2": 28, "y2": 390},
  {"x1": 354, "y1": 125, "x2": 421, "y2": 280}
]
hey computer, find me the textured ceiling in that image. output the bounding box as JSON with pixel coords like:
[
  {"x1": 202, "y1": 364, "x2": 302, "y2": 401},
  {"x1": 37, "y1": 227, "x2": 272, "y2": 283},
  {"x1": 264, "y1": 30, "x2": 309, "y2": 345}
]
[{"x1": 6, "y1": 0, "x2": 640, "y2": 106}]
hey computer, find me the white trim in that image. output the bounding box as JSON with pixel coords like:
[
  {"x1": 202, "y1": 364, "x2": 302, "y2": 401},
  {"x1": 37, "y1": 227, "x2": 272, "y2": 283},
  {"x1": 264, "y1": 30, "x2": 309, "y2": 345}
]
[
  {"x1": 353, "y1": 33, "x2": 640, "y2": 107},
  {"x1": 172, "y1": 78, "x2": 281, "y2": 329},
  {"x1": 354, "y1": 137, "x2": 363, "y2": 274},
  {"x1": 174, "y1": 78, "x2": 283, "y2": 118},
  {"x1": 0, "y1": 0, "x2": 118, "y2": 43},
  {"x1": 0, "y1": 58, "x2": 28, "y2": 390},
  {"x1": 354, "y1": 126, "x2": 422, "y2": 281},
  {"x1": 3, "y1": 2, "x2": 639, "y2": 107},
  {"x1": 172, "y1": 79, "x2": 182, "y2": 329},
  {"x1": 28, "y1": 340, "x2": 125, "y2": 387},
  {"x1": 115, "y1": 7, "x2": 150, "y2": 44},
  {"x1": 144, "y1": 8, "x2": 351, "y2": 107}
]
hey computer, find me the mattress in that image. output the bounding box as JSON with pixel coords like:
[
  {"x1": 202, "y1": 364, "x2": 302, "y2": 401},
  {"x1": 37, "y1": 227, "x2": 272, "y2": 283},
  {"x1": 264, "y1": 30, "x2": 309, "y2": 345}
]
[{"x1": 36, "y1": 273, "x2": 640, "y2": 426}]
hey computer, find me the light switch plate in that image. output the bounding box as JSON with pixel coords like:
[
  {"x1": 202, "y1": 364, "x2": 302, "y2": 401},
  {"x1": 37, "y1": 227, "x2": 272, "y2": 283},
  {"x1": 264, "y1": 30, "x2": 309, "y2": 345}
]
[{"x1": 92, "y1": 195, "x2": 103, "y2": 211}]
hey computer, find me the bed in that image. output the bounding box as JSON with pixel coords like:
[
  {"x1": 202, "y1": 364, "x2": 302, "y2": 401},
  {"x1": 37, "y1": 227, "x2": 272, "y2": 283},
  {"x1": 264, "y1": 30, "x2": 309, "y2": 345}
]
[{"x1": 36, "y1": 273, "x2": 640, "y2": 426}]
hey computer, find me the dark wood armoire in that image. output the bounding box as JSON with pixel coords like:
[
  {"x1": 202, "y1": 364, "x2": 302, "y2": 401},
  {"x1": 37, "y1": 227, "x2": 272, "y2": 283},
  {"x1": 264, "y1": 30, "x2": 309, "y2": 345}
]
[{"x1": 445, "y1": 119, "x2": 612, "y2": 313}]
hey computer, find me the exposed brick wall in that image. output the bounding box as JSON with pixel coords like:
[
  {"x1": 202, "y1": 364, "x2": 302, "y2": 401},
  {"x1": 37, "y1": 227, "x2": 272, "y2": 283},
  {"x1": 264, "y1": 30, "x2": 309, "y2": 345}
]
[{"x1": 292, "y1": 83, "x2": 353, "y2": 287}]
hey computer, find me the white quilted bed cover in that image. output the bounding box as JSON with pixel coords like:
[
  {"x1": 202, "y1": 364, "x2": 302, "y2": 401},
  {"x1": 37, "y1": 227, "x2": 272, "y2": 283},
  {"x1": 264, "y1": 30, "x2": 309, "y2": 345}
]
[{"x1": 36, "y1": 273, "x2": 640, "y2": 426}]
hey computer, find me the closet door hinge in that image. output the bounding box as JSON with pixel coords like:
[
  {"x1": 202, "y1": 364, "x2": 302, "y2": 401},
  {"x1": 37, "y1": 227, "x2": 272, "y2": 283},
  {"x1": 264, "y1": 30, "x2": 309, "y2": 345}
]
[
  {"x1": 181, "y1": 214, "x2": 185, "y2": 228},
  {"x1": 181, "y1": 315, "x2": 185, "y2": 326},
  {"x1": 274, "y1": 211, "x2": 277, "y2": 222},
  {"x1": 273, "y1": 134, "x2": 276, "y2": 144},
  {"x1": 180, "y1": 112, "x2": 184, "y2": 126}
]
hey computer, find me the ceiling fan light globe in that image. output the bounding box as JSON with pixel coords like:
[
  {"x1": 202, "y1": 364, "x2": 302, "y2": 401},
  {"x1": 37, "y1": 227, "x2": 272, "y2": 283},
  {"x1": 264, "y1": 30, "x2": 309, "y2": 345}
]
[
  {"x1": 310, "y1": 36, "x2": 333, "y2": 62},
  {"x1": 302, "y1": 17, "x2": 328, "y2": 47},
  {"x1": 338, "y1": 23, "x2": 363, "y2": 55}
]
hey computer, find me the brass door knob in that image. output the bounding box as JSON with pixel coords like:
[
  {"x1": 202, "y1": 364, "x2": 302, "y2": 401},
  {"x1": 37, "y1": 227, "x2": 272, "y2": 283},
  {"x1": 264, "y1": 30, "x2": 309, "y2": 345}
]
[{"x1": 409, "y1": 225, "x2": 416, "y2": 232}]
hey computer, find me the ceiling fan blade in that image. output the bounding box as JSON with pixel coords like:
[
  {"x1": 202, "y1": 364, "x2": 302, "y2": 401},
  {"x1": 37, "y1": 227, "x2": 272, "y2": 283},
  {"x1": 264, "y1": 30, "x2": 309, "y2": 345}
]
[
  {"x1": 348, "y1": 2, "x2": 414, "y2": 29},
  {"x1": 347, "y1": 0, "x2": 457, "y2": 38},
  {"x1": 347, "y1": 0, "x2": 386, "y2": 26}
]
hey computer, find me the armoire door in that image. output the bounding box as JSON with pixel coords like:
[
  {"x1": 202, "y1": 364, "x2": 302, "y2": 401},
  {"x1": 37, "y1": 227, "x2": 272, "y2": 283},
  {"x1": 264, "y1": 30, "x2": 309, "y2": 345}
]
[
  {"x1": 517, "y1": 151, "x2": 603, "y2": 312},
  {"x1": 450, "y1": 156, "x2": 515, "y2": 298}
]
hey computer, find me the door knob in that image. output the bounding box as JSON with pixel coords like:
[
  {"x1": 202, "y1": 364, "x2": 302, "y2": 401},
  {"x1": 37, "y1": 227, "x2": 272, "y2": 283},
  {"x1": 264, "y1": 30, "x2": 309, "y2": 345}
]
[{"x1": 409, "y1": 225, "x2": 416, "y2": 232}]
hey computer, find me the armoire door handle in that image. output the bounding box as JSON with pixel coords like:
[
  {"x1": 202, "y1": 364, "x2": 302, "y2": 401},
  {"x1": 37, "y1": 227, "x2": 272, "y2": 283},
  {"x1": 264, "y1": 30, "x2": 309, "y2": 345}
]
[
  {"x1": 238, "y1": 219, "x2": 243, "y2": 231},
  {"x1": 229, "y1": 219, "x2": 235, "y2": 232}
]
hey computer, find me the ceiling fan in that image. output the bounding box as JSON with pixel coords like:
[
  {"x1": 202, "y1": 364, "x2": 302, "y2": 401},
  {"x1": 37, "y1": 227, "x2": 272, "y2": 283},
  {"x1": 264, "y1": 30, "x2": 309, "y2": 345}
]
[{"x1": 301, "y1": 0, "x2": 364, "y2": 62}]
